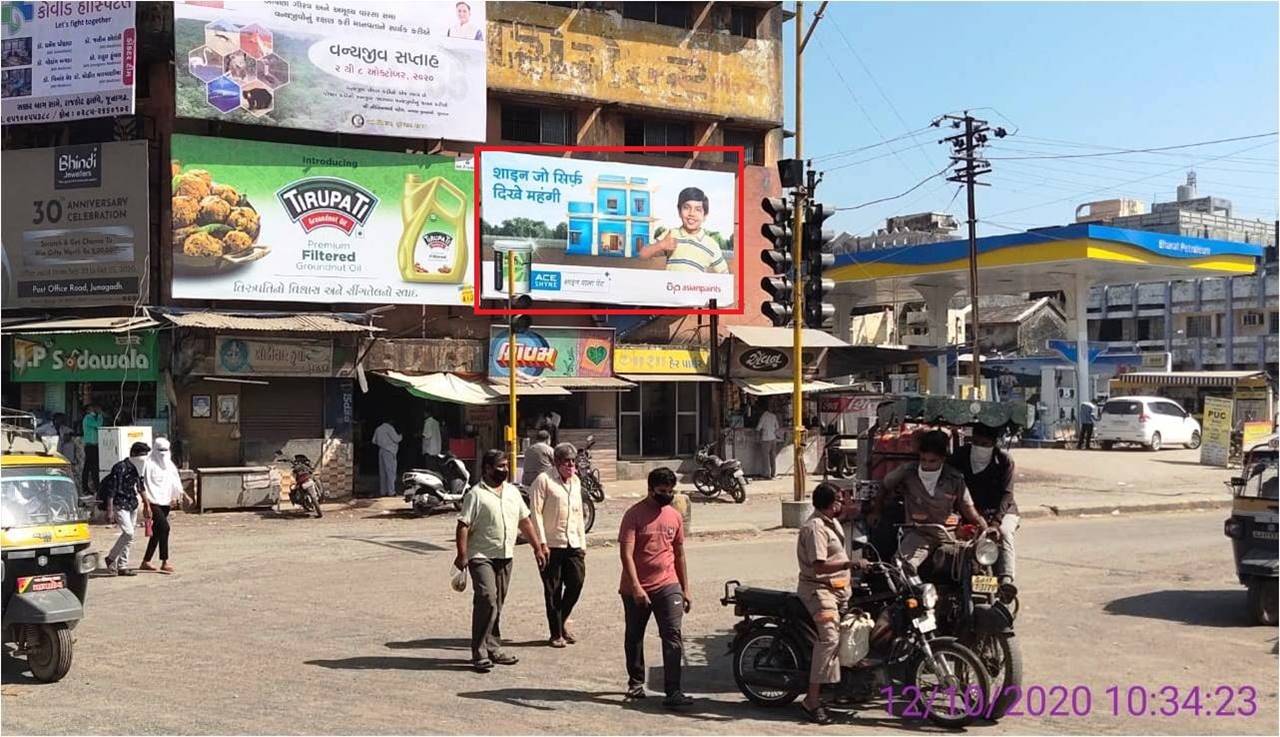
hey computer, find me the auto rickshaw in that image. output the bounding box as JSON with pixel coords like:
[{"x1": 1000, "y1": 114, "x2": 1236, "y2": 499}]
[
  {"x1": 1, "y1": 408, "x2": 99, "y2": 682},
  {"x1": 1224, "y1": 435, "x2": 1278, "y2": 626}
]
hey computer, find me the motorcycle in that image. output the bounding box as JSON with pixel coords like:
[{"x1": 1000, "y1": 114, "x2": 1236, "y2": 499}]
[
  {"x1": 721, "y1": 550, "x2": 991, "y2": 728},
  {"x1": 275, "y1": 451, "x2": 323, "y2": 518},
  {"x1": 403, "y1": 451, "x2": 471, "y2": 516},
  {"x1": 577, "y1": 435, "x2": 605, "y2": 503},
  {"x1": 822, "y1": 432, "x2": 859, "y2": 480},
  {"x1": 693, "y1": 441, "x2": 747, "y2": 503},
  {"x1": 902, "y1": 522, "x2": 1022, "y2": 720}
]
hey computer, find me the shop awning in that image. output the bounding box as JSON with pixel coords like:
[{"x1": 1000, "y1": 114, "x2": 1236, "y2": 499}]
[
  {"x1": 729, "y1": 326, "x2": 850, "y2": 349},
  {"x1": 160, "y1": 311, "x2": 380, "y2": 333},
  {"x1": 618, "y1": 374, "x2": 721, "y2": 383},
  {"x1": 377, "y1": 371, "x2": 503, "y2": 405},
  {"x1": 732, "y1": 378, "x2": 842, "y2": 396},
  {"x1": 1111, "y1": 371, "x2": 1270, "y2": 388},
  {"x1": 2, "y1": 315, "x2": 159, "y2": 334},
  {"x1": 485, "y1": 381, "x2": 574, "y2": 397},
  {"x1": 539, "y1": 377, "x2": 636, "y2": 391}
]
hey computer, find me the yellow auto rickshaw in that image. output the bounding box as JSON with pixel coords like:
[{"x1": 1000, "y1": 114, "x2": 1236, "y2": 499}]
[
  {"x1": 1, "y1": 408, "x2": 98, "y2": 682},
  {"x1": 1224, "y1": 435, "x2": 1278, "y2": 626}
]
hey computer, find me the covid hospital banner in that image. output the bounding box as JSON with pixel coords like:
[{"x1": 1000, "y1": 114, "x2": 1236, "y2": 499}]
[{"x1": 478, "y1": 151, "x2": 738, "y2": 308}]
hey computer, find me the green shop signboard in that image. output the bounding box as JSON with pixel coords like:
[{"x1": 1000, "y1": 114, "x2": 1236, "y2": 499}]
[
  {"x1": 488, "y1": 327, "x2": 614, "y2": 381},
  {"x1": 9, "y1": 333, "x2": 159, "y2": 383}
]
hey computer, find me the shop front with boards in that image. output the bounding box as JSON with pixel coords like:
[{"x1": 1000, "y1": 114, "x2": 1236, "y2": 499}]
[
  {"x1": 488, "y1": 326, "x2": 633, "y2": 483},
  {"x1": 162, "y1": 312, "x2": 372, "y2": 503},
  {"x1": 4, "y1": 316, "x2": 168, "y2": 439},
  {"x1": 613, "y1": 343, "x2": 719, "y2": 477},
  {"x1": 724, "y1": 327, "x2": 849, "y2": 478}
]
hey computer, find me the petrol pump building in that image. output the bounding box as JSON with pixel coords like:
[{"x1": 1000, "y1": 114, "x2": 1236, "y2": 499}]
[{"x1": 825, "y1": 224, "x2": 1266, "y2": 426}]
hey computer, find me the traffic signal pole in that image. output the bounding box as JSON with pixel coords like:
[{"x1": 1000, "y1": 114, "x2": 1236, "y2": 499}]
[
  {"x1": 508, "y1": 250, "x2": 518, "y2": 461},
  {"x1": 791, "y1": 1, "x2": 805, "y2": 503}
]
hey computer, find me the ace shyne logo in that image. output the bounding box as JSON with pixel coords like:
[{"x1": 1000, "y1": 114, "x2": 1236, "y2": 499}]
[{"x1": 276, "y1": 177, "x2": 379, "y2": 235}]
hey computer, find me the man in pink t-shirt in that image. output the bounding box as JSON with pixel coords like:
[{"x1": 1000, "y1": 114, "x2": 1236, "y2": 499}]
[{"x1": 618, "y1": 467, "x2": 692, "y2": 708}]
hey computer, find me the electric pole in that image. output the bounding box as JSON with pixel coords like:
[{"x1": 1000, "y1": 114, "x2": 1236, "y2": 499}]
[{"x1": 936, "y1": 112, "x2": 1006, "y2": 398}]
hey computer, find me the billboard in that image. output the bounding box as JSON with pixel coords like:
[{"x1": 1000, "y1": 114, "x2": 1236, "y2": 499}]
[
  {"x1": 488, "y1": 326, "x2": 615, "y2": 381},
  {"x1": 2, "y1": 141, "x2": 150, "y2": 309},
  {"x1": 1200, "y1": 396, "x2": 1233, "y2": 467},
  {"x1": 1, "y1": 1, "x2": 135, "y2": 124},
  {"x1": 174, "y1": 1, "x2": 485, "y2": 141},
  {"x1": 478, "y1": 151, "x2": 739, "y2": 309},
  {"x1": 169, "y1": 134, "x2": 475, "y2": 306},
  {"x1": 9, "y1": 332, "x2": 158, "y2": 383}
]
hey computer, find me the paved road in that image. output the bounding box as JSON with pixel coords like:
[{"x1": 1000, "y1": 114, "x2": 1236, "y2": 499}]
[{"x1": 2, "y1": 508, "x2": 1275, "y2": 735}]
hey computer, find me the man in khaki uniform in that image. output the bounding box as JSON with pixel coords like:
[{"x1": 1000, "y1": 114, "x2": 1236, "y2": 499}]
[
  {"x1": 795, "y1": 482, "x2": 865, "y2": 724},
  {"x1": 879, "y1": 430, "x2": 987, "y2": 573}
]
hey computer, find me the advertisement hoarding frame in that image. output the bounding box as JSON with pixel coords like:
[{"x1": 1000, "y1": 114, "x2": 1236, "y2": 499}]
[{"x1": 471, "y1": 145, "x2": 746, "y2": 317}]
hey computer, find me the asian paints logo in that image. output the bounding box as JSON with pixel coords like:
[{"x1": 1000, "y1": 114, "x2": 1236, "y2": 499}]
[
  {"x1": 492, "y1": 331, "x2": 558, "y2": 376},
  {"x1": 276, "y1": 177, "x2": 378, "y2": 235}
]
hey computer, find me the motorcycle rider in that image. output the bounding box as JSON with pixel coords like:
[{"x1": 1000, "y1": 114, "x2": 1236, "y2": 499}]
[
  {"x1": 948, "y1": 423, "x2": 1019, "y2": 588},
  {"x1": 796, "y1": 482, "x2": 867, "y2": 725},
  {"x1": 878, "y1": 430, "x2": 987, "y2": 574}
]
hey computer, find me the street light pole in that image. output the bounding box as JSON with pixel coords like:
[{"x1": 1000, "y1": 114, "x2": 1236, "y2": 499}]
[
  {"x1": 507, "y1": 250, "x2": 518, "y2": 461},
  {"x1": 791, "y1": 0, "x2": 806, "y2": 503}
]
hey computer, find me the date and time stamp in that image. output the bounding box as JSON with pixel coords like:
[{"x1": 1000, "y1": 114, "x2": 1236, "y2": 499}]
[{"x1": 883, "y1": 684, "x2": 1263, "y2": 720}]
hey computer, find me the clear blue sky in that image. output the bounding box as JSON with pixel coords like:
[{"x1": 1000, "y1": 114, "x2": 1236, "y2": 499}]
[{"x1": 784, "y1": 1, "x2": 1279, "y2": 238}]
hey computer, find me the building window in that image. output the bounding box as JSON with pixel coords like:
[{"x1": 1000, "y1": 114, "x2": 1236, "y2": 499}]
[
  {"x1": 1136, "y1": 317, "x2": 1164, "y2": 341},
  {"x1": 1096, "y1": 318, "x2": 1125, "y2": 342},
  {"x1": 1270, "y1": 312, "x2": 1279, "y2": 331},
  {"x1": 624, "y1": 118, "x2": 693, "y2": 150},
  {"x1": 1185, "y1": 314, "x2": 1214, "y2": 338},
  {"x1": 1241, "y1": 311, "x2": 1264, "y2": 327},
  {"x1": 723, "y1": 129, "x2": 764, "y2": 165},
  {"x1": 500, "y1": 104, "x2": 574, "y2": 145},
  {"x1": 730, "y1": 6, "x2": 759, "y2": 37},
  {"x1": 621, "y1": 2, "x2": 692, "y2": 28}
]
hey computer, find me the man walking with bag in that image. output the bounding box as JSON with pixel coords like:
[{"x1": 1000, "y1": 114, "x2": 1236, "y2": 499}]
[{"x1": 454, "y1": 449, "x2": 547, "y2": 672}]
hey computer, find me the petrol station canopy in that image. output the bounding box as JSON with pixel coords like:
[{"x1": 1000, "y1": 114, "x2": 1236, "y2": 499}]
[{"x1": 828, "y1": 224, "x2": 1264, "y2": 304}]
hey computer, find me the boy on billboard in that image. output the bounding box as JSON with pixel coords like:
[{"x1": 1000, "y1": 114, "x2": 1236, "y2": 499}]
[{"x1": 640, "y1": 187, "x2": 729, "y2": 274}]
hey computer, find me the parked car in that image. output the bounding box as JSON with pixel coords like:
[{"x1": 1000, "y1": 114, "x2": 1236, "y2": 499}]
[{"x1": 1095, "y1": 396, "x2": 1202, "y2": 451}]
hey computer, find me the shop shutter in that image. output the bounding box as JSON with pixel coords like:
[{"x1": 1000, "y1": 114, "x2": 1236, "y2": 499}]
[{"x1": 239, "y1": 380, "x2": 324, "y2": 443}]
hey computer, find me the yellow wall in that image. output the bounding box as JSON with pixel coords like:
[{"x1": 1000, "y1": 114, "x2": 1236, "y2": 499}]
[{"x1": 487, "y1": 2, "x2": 784, "y2": 125}]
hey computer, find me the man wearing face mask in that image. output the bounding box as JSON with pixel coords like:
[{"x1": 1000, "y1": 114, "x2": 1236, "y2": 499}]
[
  {"x1": 949, "y1": 424, "x2": 1019, "y2": 587},
  {"x1": 878, "y1": 430, "x2": 986, "y2": 574},
  {"x1": 102, "y1": 442, "x2": 151, "y2": 576},
  {"x1": 618, "y1": 467, "x2": 693, "y2": 708},
  {"x1": 454, "y1": 449, "x2": 547, "y2": 673}
]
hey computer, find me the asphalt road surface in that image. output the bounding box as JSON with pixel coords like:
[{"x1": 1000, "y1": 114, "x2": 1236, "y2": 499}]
[{"x1": 2, "y1": 508, "x2": 1275, "y2": 735}]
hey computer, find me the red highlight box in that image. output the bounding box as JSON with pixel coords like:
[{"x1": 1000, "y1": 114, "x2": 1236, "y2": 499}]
[{"x1": 471, "y1": 145, "x2": 746, "y2": 317}]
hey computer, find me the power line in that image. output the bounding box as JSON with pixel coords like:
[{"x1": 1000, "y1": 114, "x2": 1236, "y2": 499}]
[
  {"x1": 986, "y1": 132, "x2": 1277, "y2": 161},
  {"x1": 984, "y1": 139, "x2": 1278, "y2": 219},
  {"x1": 812, "y1": 127, "x2": 934, "y2": 163},
  {"x1": 829, "y1": 16, "x2": 936, "y2": 171},
  {"x1": 1015, "y1": 134, "x2": 1280, "y2": 165},
  {"x1": 834, "y1": 165, "x2": 951, "y2": 211}
]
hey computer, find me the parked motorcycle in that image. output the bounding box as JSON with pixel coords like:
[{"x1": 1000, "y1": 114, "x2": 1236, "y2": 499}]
[
  {"x1": 403, "y1": 451, "x2": 471, "y2": 516},
  {"x1": 721, "y1": 550, "x2": 991, "y2": 728},
  {"x1": 822, "y1": 433, "x2": 859, "y2": 479},
  {"x1": 901, "y1": 522, "x2": 1022, "y2": 720},
  {"x1": 577, "y1": 435, "x2": 605, "y2": 503},
  {"x1": 275, "y1": 451, "x2": 323, "y2": 518},
  {"x1": 693, "y1": 441, "x2": 747, "y2": 503}
]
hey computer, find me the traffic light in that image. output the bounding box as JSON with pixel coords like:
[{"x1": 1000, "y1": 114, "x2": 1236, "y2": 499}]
[
  {"x1": 511, "y1": 293, "x2": 533, "y2": 333},
  {"x1": 803, "y1": 202, "x2": 836, "y2": 329},
  {"x1": 760, "y1": 196, "x2": 795, "y2": 327}
]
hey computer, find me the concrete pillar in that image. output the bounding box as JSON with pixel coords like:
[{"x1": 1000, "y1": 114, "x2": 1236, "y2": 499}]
[
  {"x1": 918, "y1": 285, "x2": 958, "y2": 396},
  {"x1": 832, "y1": 293, "x2": 856, "y2": 346},
  {"x1": 1070, "y1": 272, "x2": 1092, "y2": 407},
  {"x1": 1163, "y1": 281, "x2": 1173, "y2": 353},
  {"x1": 1224, "y1": 277, "x2": 1235, "y2": 368}
]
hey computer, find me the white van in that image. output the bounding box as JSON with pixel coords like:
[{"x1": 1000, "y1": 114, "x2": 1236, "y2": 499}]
[{"x1": 1095, "y1": 396, "x2": 1202, "y2": 451}]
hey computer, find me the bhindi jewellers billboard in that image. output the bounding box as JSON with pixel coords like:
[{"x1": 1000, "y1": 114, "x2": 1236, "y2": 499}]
[{"x1": 174, "y1": 1, "x2": 486, "y2": 141}]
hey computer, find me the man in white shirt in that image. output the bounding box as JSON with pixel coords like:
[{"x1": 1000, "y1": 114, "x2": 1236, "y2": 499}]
[
  {"x1": 530, "y1": 443, "x2": 587, "y2": 647},
  {"x1": 446, "y1": 1, "x2": 483, "y2": 41},
  {"x1": 422, "y1": 414, "x2": 442, "y2": 459},
  {"x1": 454, "y1": 450, "x2": 546, "y2": 671},
  {"x1": 372, "y1": 420, "x2": 402, "y2": 497},
  {"x1": 755, "y1": 403, "x2": 781, "y2": 480}
]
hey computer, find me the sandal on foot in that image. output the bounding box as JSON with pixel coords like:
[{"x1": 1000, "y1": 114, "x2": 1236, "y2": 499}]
[{"x1": 801, "y1": 703, "x2": 833, "y2": 725}]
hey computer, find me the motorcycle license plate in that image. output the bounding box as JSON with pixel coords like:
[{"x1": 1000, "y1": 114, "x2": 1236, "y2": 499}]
[
  {"x1": 915, "y1": 612, "x2": 937, "y2": 633},
  {"x1": 971, "y1": 575, "x2": 1000, "y2": 594},
  {"x1": 16, "y1": 574, "x2": 65, "y2": 594}
]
